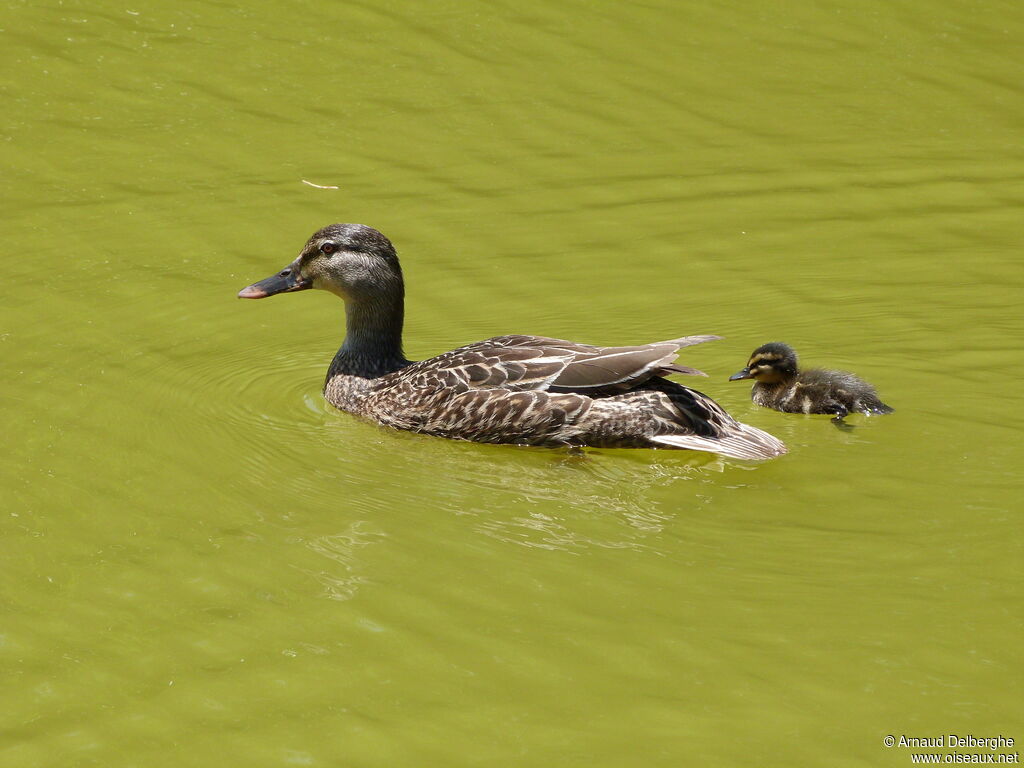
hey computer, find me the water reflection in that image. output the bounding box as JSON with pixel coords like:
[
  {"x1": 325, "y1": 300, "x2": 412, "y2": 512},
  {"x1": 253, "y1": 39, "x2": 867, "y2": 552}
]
[
  {"x1": 301, "y1": 521, "x2": 386, "y2": 601},
  {"x1": 302, "y1": 413, "x2": 752, "y2": 556}
]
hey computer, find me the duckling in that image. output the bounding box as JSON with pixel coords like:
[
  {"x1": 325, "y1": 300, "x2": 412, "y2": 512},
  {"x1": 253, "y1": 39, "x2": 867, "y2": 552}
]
[{"x1": 728, "y1": 342, "x2": 893, "y2": 421}]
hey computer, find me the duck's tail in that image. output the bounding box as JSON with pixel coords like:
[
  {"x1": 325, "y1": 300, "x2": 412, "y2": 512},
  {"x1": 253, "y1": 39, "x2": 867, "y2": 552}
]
[{"x1": 650, "y1": 422, "x2": 787, "y2": 460}]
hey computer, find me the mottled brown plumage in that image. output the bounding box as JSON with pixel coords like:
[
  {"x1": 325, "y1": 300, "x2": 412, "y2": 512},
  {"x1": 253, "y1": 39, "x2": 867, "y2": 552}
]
[{"x1": 239, "y1": 224, "x2": 787, "y2": 460}]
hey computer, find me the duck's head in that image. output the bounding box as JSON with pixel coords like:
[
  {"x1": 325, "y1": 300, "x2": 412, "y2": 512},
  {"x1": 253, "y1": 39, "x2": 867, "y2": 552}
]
[
  {"x1": 238, "y1": 223, "x2": 403, "y2": 302},
  {"x1": 729, "y1": 342, "x2": 799, "y2": 383}
]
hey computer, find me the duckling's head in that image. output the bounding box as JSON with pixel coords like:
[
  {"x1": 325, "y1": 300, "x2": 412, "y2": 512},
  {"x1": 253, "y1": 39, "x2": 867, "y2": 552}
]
[
  {"x1": 729, "y1": 342, "x2": 799, "y2": 384},
  {"x1": 238, "y1": 223, "x2": 403, "y2": 303}
]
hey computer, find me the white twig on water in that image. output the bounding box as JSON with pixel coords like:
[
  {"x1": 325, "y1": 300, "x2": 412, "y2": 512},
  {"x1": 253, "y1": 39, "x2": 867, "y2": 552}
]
[{"x1": 301, "y1": 179, "x2": 340, "y2": 189}]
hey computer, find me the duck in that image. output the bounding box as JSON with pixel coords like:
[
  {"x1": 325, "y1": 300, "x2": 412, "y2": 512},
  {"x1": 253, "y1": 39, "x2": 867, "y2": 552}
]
[
  {"x1": 237, "y1": 223, "x2": 787, "y2": 460},
  {"x1": 728, "y1": 342, "x2": 893, "y2": 420}
]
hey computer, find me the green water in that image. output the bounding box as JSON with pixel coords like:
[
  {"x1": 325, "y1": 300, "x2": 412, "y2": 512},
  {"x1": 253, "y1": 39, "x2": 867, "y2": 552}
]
[{"x1": 3, "y1": 0, "x2": 1022, "y2": 766}]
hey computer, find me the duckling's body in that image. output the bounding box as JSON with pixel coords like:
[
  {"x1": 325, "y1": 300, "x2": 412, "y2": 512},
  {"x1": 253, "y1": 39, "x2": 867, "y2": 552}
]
[
  {"x1": 729, "y1": 342, "x2": 893, "y2": 419},
  {"x1": 238, "y1": 224, "x2": 787, "y2": 460}
]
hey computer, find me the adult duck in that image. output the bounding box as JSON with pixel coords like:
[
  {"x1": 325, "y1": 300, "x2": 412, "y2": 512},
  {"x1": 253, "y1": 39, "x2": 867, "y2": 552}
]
[{"x1": 238, "y1": 224, "x2": 786, "y2": 460}]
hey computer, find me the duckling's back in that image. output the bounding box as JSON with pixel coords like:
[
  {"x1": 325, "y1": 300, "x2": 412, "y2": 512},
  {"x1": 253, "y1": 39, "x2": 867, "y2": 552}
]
[{"x1": 795, "y1": 368, "x2": 893, "y2": 416}]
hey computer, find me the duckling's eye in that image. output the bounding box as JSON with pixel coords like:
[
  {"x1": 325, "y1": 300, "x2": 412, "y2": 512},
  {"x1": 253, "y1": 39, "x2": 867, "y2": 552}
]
[{"x1": 319, "y1": 242, "x2": 338, "y2": 255}]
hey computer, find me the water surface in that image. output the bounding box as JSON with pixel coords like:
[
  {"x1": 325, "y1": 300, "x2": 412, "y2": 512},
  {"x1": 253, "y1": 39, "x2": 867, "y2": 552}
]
[{"x1": 2, "y1": 1, "x2": 1022, "y2": 766}]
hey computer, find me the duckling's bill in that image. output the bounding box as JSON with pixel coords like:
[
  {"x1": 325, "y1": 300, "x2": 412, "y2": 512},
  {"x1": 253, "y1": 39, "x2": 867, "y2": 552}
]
[
  {"x1": 238, "y1": 260, "x2": 312, "y2": 299},
  {"x1": 728, "y1": 367, "x2": 753, "y2": 381}
]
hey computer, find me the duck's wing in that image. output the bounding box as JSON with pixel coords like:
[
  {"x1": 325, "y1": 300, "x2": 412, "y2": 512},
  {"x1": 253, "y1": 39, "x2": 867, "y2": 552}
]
[
  {"x1": 416, "y1": 334, "x2": 721, "y2": 395},
  {"x1": 398, "y1": 340, "x2": 571, "y2": 392},
  {"x1": 379, "y1": 335, "x2": 785, "y2": 458}
]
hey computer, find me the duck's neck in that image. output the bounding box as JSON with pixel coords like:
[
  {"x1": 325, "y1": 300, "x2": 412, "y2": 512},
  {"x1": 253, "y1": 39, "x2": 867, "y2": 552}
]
[
  {"x1": 752, "y1": 371, "x2": 798, "y2": 397},
  {"x1": 327, "y1": 292, "x2": 411, "y2": 381}
]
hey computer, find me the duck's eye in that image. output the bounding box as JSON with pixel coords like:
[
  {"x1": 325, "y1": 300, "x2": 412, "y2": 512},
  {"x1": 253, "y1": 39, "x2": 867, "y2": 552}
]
[{"x1": 319, "y1": 242, "x2": 338, "y2": 255}]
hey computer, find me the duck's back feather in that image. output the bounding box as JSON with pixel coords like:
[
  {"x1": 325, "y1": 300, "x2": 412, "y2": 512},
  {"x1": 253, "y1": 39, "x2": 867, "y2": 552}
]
[
  {"x1": 398, "y1": 334, "x2": 720, "y2": 396},
  {"x1": 340, "y1": 334, "x2": 787, "y2": 458}
]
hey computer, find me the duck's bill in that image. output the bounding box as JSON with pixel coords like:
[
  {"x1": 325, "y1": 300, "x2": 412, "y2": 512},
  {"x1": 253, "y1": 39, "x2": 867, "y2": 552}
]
[
  {"x1": 237, "y1": 262, "x2": 312, "y2": 299},
  {"x1": 728, "y1": 368, "x2": 752, "y2": 381}
]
